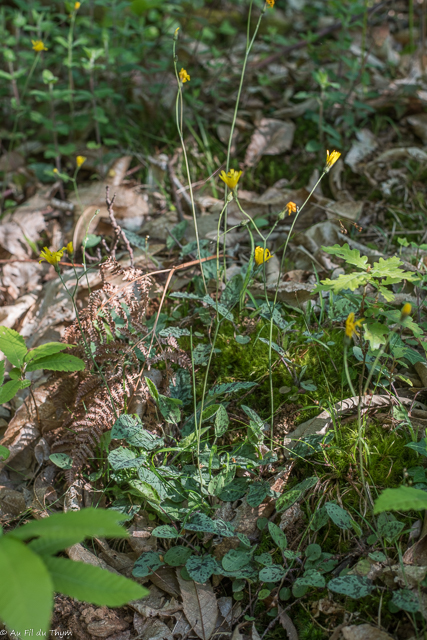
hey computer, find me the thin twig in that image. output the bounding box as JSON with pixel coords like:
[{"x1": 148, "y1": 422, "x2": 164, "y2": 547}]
[{"x1": 105, "y1": 186, "x2": 134, "y2": 267}]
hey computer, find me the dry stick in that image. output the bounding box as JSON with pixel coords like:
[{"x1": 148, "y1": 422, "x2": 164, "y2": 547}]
[
  {"x1": 105, "y1": 186, "x2": 134, "y2": 267},
  {"x1": 251, "y1": 0, "x2": 388, "y2": 70}
]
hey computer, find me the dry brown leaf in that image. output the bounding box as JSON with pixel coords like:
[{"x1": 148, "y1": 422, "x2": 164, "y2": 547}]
[
  {"x1": 66, "y1": 543, "x2": 122, "y2": 575},
  {"x1": 278, "y1": 607, "x2": 298, "y2": 640},
  {"x1": 403, "y1": 533, "x2": 427, "y2": 566},
  {"x1": 177, "y1": 570, "x2": 218, "y2": 640},
  {"x1": 407, "y1": 113, "x2": 427, "y2": 144},
  {"x1": 0, "y1": 486, "x2": 26, "y2": 516},
  {"x1": 245, "y1": 118, "x2": 295, "y2": 167},
  {"x1": 133, "y1": 615, "x2": 173, "y2": 640},
  {"x1": 341, "y1": 624, "x2": 394, "y2": 640},
  {"x1": 344, "y1": 129, "x2": 378, "y2": 171},
  {"x1": 149, "y1": 566, "x2": 180, "y2": 598}
]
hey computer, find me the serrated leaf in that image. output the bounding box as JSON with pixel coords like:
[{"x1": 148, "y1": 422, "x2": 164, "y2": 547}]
[
  {"x1": 321, "y1": 244, "x2": 369, "y2": 269},
  {"x1": 259, "y1": 565, "x2": 286, "y2": 582},
  {"x1": 0, "y1": 379, "x2": 31, "y2": 403},
  {"x1": 186, "y1": 555, "x2": 218, "y2": 583},
  {"x1": 324, "y1": 502, "x2": 352, "y2": 530},
  {"x1": 45, "y1": 556, "x2": 147, "y2": 605},
  {"x1": 164, "y1": 546, "x2": 192, "y2": 566},
  {"x1": 25, "y1": 342, "x2": 70, "y2": 362},
  {"x1": 26, "y1": 352, "x2": 85, "y2": 372},
  {"x1": 215, "y1": 404, "x2": 229, "y2": 437},
  {"x1": 371, "y1": 256, "x2": 417, "y2": 283},
  {"x1": 49, "y1": 453, "x2": 73, "y2": 469},
  {"x1": 0, "y1": 326, "x2": 27, "y2": 367},
  {"x1": 0, "y1": 536, "x2": 53, "y2": 637},
  {"x1": 268, "y1": 522, "x2": 287, "y2": 551},
  {"x1": 315, "y1": 272, "x2": 369, "y2": 294},
  {"x1": 222, "y1": 549, "x2": 251, "y2": 572},
  {"x1": 133, "y1": 551, "x2": 164, "y2": 577},
  {"x1": 374, "y1": 486, "x2": 427, "y2": 514},
  {"x1": 328, "y1": 575, "x2": 373, "y2": 599}
]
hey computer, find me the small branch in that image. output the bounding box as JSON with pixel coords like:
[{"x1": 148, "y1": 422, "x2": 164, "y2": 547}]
[{"x1": 105, "y1": 186, "x2": 134, "y2": 267}]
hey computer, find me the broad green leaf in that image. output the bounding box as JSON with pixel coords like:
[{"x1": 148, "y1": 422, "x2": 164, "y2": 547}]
[
  {"x1": 26, "y1": 352, "x2": 85, "y2": 372},
  {"x1": 111, "y1": 414, "x2": 142, "y2": 440},
  {"x1": 363, "y1": 322, "x2": 389, "y2": 350},
  {"x1": 151, "y1": 525, "x2": 181, "y2": 538},
  {"x1": 166, "y1": 220, "x2": 188, "y2": 249},
  {"x1": 374, "y1": 486, "x2": 427, "y2": 514},
  {"x1": 405, "y1": 439, "x2": 427, "y2": 457},
  {"x1": 377, "y1": 512, "x2": 405, "y2": 541},
  {"x1": 185, "y1": 513, "x2": 234, "y2": 537},
  {"x1": 164, "y1": 546, "x2": 192, "y2": 566},
  {"x1": 215, "y1": 405, "x2": 229, "y2": 437},
  {"x1": 208, "y1": 381, "x2": 256, "y2": 396},
  {"x1": 392, "y1": 589, "x2": 420, "y2": 613},
  {"x1": 28, "y1": 535, "x2": 92, "y2": 556},
  {"x1": 255, "y1": 553, "x2": 273, "y2": 566},
  {"x1": 133, "y1": 551, "x2": 164, "y2": 577},
  {"x1": 324, "y1": 502, "x2": 352, "y2": 530},
  {"x1": 305, "y1": 544, "x2": 322, "y2": 560},
  {"x1": 8, "y1": 507, "x2": 129, "y2": 541},
  {"x1": 201, "y1": 404, "x2": 221, "y2": 422},
  {"x1": 0, "y1": 326, "x2": 27, "y2": 367},
  {"x1": 275, "y1": 489, "x2": 302, "y2": 513},
  {"x1": 0, "y1": 379, "x2": 31, "y2": 403},
  {"x1": 0, "y1": 536, "x2": 53, "y2": 636},
  {"x1": 108, "y1": 447, "x2": 139, "y2": 470},
  {"x1": 49, "y1": 453, "x2": 73, "y2": 469},
  {"x1": 293, "y1": 570, "x2": 325, "y2": 590},
  {"x1": 310, "y1": 506, "x2": 329, "y2": 531},
  {"x1": 268, "y1": 522, "x2": 287, "y2": 551},
  {"x1": 321, "y1": 244, "x2": 369, "y2": 270},
  {"x1": 186, "y1": 555, "x2": 218, "y2": 583},
  {"x1": 259, "y1": 565, "x2": 286, "y2": 582},
  {"x1": 25, "y1": 342, "x2": 70, "y2": 362},
  {"x1": 44, "y1": 556, "x2": 147, "y2": 605},
  {"x1": 328, "y1": 575, "x2": 373, "y2": 599},
  {"x1": 0, "y1": 360, "x2": 4, "y2": 387},
  {"x1": 145, "y1": 376, "x2": 159, "y2": 401},
  {"x1": 138, "y1": 467, "x2": 167, "y2": 499},
  {"x1": 219, "y1": 477, "x2": 249, "y2": 502},
  {"x1": 0, "y1": 445, "x2": 10, "y2": 462},
  {"x1": 247, "y1": 481, "x2": 270, "y2": 507},
  {"x1": 222, "y1": 549, "x2": 252, "y2": 572}
]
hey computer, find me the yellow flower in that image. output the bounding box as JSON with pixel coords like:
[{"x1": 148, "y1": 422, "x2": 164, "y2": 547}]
[
  {"x1": 254, "y1": 246, "x2": 272, "y2": 266},
  {"x1": 32, "y1": 40, "x2": 48, "y2": 52},
  {"x1": 179, "y1": 68, "x2": 190, "y2": 83},
  {"x1": 74, "y1": 2, "x2": 81, "y2": 9},
  {"x1": 345, "y1": 312, "x2": 364, "y2": 339},
  {"x1": 401, "y1": 303, "x2": 412, "y2": 319},
  {"x1": 66, "y1": 241, "x2": 74, "y2": 254},
  {"x1": 325, "y1": 149, "x2": 341, "y2": 172},
  {"x1": 53, "y1": 168, "x2": 58, "y2": 174},
  {"x1": 286, "y1": 201, "x2": 297, "y2": 215},
  {"x1": 266, "y1": 0, "x2": 275, "y2": 6},
  {"x1": 39, "y1": 247, "x2": 65, "y2": 267},
  {"x1": 219, "y1": 168, "x2": 242, "y2": 190},
  {"x1": 76, "y1": 155, "x2": 86, "y2": 168}
]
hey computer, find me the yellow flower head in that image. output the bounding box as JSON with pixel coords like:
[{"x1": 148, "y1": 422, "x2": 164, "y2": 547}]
[
  {"x1": 219, "y1": 168, "x2": 242, "y2": 190},
  {"x1": 401, "y1": 303, "x2": 412, "y2": 319},
  {"x1": 179, "y1": 68, "x2": 190, "y2": 83},
  {"x1": 53, "y1": 168, "x2": 58, "y2": 174},
  {"x1": 74, "y1": 2, "x2": 81, "y2": 9},
  {"x1": 286, "y1": 201, "x2": 297, "y2": 215},
  {"x1": 266, "y1": 0, "x2": 275, "y2": 6},
  {"x1": 32, "y1": 40, "x2": 48, "y2": 52},
  {"x1": 39, "y1": 247, "x2": 65, "y2": 267},
  {"x1": 325, "y1": 149, "x2": 341, "y2": 172},
  {"x1": 345, "y1": 312, "x2": 364, "y2": 339},
  {"x1": 254, "y1": 246, "x2": 272, "y2": 266},
  {"x1": 76, "y1": 155, "x2": 86, "y2": 168},
  {"x1": 66, "y1": 241, "x2": 74, "y2": 254}
]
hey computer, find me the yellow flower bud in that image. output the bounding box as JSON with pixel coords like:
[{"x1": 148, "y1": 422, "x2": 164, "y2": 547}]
[
  {"x1": 179, "y1": 68, "x2": 190, "y2": 83},
  {"x1": 75, "y1": 2, "x2": 81, "y2": 9},
  {"x1": 66, "y1": 241, "x2": 74, "y2": 254},
  {"x1": 325, "y1": 150, "x2": 341, "y2": 172},
  {"x1": 254, "y1": 246, "x2": 272, "y2": 266},
  {"x1": 76, "y1": 155, "x2": 87, "y2": 168},
  {"x1": 32, "y1": 40, "x2": 48, "y2": 52},
  {"x1": 401, "y1": 303, "x2": 412, "y2": 319}
]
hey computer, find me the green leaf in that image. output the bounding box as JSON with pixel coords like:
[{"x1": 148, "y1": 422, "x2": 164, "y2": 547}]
[
  {"x1": 0, "y1": 326, "x2": 27, "y2": 367},
  {"x1": 108, "y1": 447, "x2": 140, "y2": 470},
  {"x1": 111, "y1": 414, "x2": 142, "y2": 440},
  {"x1": 222, "y1": 549, "x2": 252, "y2": 572},
  {"x1": 166, "y1": 220, "x2": 188, "y2": 249},
  {"x1": 26, "y1": 352, "x2": 85, "y2": 372},
  {"x1": 164, "y1": 546, "x2": 192, "y2": 566},
  {"x1": 44, "y1": 556, "x2": 147, "y2": 605},
  {"x1": 363, "y1": 322, "x2": 389, "y2": 350},
  {"x1": 374, "y1": 486, "x2": 427, "y2": 514},
  {"x1": 0, "y1": 379, "x2": 31, "y2": 403},
  {"x1": 28, "y1": 535, "x2": 95, "y2": 556},
  {"x1": 391, "y1": 589, "x2": 420, "y2": 613},
  {"x1": 324, "y1": 502, "x2": 352, "y2": 530},
  {"x1": 259, "y1": 565, "x2": 286, "y2": 582},
  {"x1": 268, "y1": 522, "x2": 287, "y2": 551},
  {"x1": 151, "y1": 525, "x2": 181, "y2": 539},
  {"x1": 49, "y1": 453, "x2": 73, "y2": 469},
  {"x1": 186, "y1": 555, "x2": 218, "y2": 583},
  {"x1": 247, "y1": 481, "x2": 270, "y2": 507},
  {"x1": 219, "y1": 477, "x2": 249, "y2": 502},
  {"x1": 310, "y1": 506, "x2": 329, "y2": 531},
  {"x1": 321, "y1": 244, "x2": 369, "y2": 269},
  {"x1": 371, "y1": 256, "x2": 417, "y2": 284},
  {"x1": 208, "y1": 381, "x2": 256, "y2": 397},
  {"x1": 305, "y1": 544, "x2": 322, "y2": 561},
  {"x1": 201, "y1": 404, "x2": 221, "y2": 422},
  {"x1": 25, "y1": 342, "x2": 70, "y2": 362},
  {"x1": 215, "y1": 405, "x2": 229, "y2": 437},
  {"x1": 405, "y1": 439, "x2": 427, "y2": 457},
  {"x1": 133, "y1": 551, "x2": 164, "y2": 577},
  {"x1": 275, "y1": 489, "x2": 302, "y2": 513},
  {"x1": 293, "y1": 570, "x2": 325, "y2": 590},
  {"x1": 377, "y1": 513, "x2": 405, "y2": 541},
  {"x1": 0, "y1": 445, "x2": 10, "y2": 462},
  {"x1": 8, "y1": 507, "x2": 129, "y2": 541},
  {"x1": 185, "y1": 513, "x2": 234, "y2": 537},
  {"x1": 0, "y1": 536, "x2": 53, "y2": 637},
  {"x1": 0, "y1": 360, "x2": 5, "y2": 387},
  {"x1": 159, "y1": 326, "x2": 190, "y2": 338},
  {"x1": 328, "y1": 575, "x2": 373, "y2": 599},
  {"x1": 315, "y1": 272, "x2": 369, "y2": 294}
]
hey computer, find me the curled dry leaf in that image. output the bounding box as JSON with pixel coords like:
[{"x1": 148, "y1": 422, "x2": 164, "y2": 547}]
[{"x1": 244, "y1": 118, "x2": 296, "y2": 167}]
